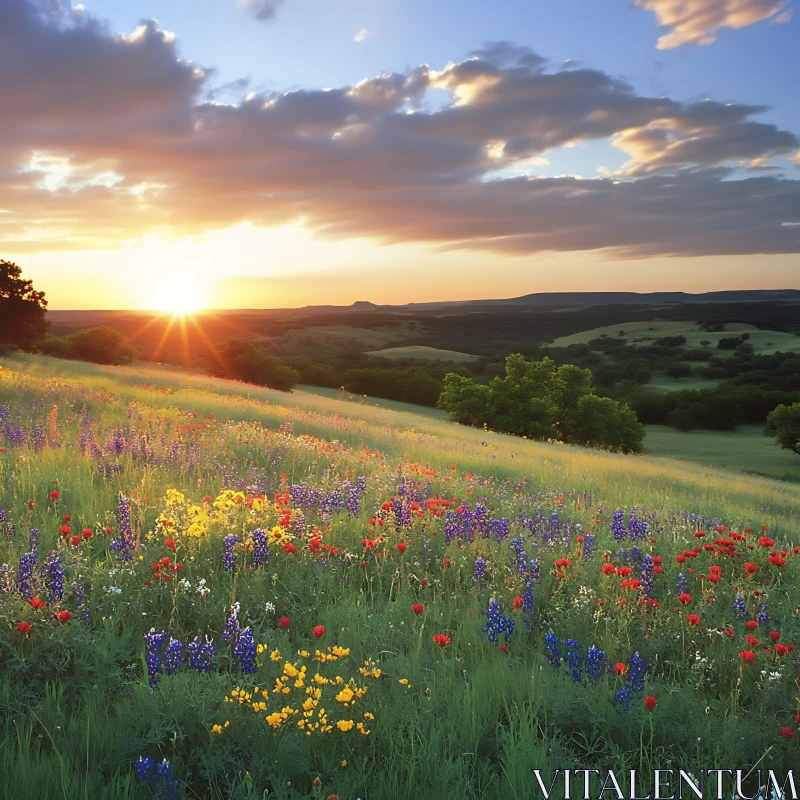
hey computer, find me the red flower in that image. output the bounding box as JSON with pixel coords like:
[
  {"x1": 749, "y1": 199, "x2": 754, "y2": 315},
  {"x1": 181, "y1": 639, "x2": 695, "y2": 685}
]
[
  {"x1": 278, "y1": 617, "x2": 290, "y2": 630},
  {"x1": 644, "y1": 696, "x2": 657, "y2": 711},
  {"x1": 16, "y1": 621, "x2": 32, "y2": 633},
  {"x1": 739, "y1": 650, "x2": 756, "y2": 664},
  {"x1": 27, "y1": 500, "x2": 35, "y2": 510},
  {"x1": 499, "y1": 644, "x2": 509, "y2": 654},
  {"x1": 512, "y1": 597, "x2": 523, "y2": 611},
  {"x1": 780, "y1": 727, "x2": 794, "y2": 740},
  {"x1": 412, "y1": 603, "x2": 424, "y2": 615},
  {"x1": 82, "y1": 528, "x2": 93, "y2": 539},
  {"x1": 769, "y1": 631, "x2": 780, "y2": 641},
  {"x1": 69, "y1": 535, "x2": 80, "y2": 547},
  {"x1": 602, "y1": 563, "x2": 616, "y2": 576},
  {"x1": 443, "y1": 557, "x2": 451, "y2": 568},
  {"x1": 687, "y1": 615, "x2": 701, "y2": 627},
  {"x1": 361, "y1": 560, "x2": 368, "y2": 568},
  {"x1": 103, "y1": 526, "x2": 113, "y2": 535},
  {"x1": 746, "y1": 620, "x2": 759, "y2": 630},
  {"x1": 744, "y1": 562, "x2": 758, "y2": 574},
  {"x1": 60, "y1": 524, "x2": 71, "y2": 536},
  {"x1": 28, "y1": 597, "x2": 47, "y2": 610},
  {"x1": 313, "y1": 625, "x2": 326, "y2": 639},
  {"x1": 614, "y1": 663, "x2": 626, "y2": 676},
  {"x1": 165, "y1": 538, "x2": 176, "y2": 553},
  {"x1": 56, "y1": 611, "x2": 71, "y2": 624},
  {"x1": 49, "y1": 490, "x2": 59, "y2": 502},
  {"x1": 776, "y1": 644, "x2": 792, "y2": 657},
  {"x1": 432, "y1": 633, "x2": 451, "y2": 648},
  {"x1": 283, "y1": 542, "x2": 297, "y2": 554},
  {"x1": 678, "y1": 593, "x2": 692, "y2": 606},
  {"x1": 396, "y1": 542, "x2": 407, "y2": 554},
  {"x1": 694, "y1": 531, "x2": 705, "y2": 538},
  {"x1": 746, "y1": 636, "x2": 759, "y2": 647}
]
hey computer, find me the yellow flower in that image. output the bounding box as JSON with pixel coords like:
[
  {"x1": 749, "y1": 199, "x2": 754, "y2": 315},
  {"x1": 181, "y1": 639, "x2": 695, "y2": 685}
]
[
  {"x1": 211, "y1": 724, "x2": 223, "y2": 735},
  {"x1": 335, "y1": 686, "x2": 354, "y2": 705},
  {"x1": 270, "y1": 649, "x2": 281, "y2": 662},
  {"x1": 341, "y1": 760, "x2": 348, "y2": 768},
  {"x1": 165, "y1": 489, "x2": 185, "y2": 506},
  {"x1": 336, "y1": 720, "x2": 354, "y2": 732},
  {"x1": 266, "y1": 713, "x2": 283, "y2": 728}
]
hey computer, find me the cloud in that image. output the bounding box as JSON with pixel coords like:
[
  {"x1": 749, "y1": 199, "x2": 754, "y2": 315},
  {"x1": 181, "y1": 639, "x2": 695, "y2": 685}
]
[
  {"x1": 354, "y1": 28, "x2": 369, "y2": 43},
  {"x1": 237, "y1": 0, "x2": 285, "y2": 22},
  {"x1": 1, "y1": 2, "x2": 798, "y2": 261},
  {"x1": 635, "y1": 0, "x2": 790, "y2": 48}
]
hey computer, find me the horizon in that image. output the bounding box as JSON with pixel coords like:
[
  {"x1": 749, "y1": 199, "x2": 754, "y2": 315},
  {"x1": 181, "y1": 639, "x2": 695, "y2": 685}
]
[{"x1": 3, "y1": 0, "x2": 799, "y2": 312}]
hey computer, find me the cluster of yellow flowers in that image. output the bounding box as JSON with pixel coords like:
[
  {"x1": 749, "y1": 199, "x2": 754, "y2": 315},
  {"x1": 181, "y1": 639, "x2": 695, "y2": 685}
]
[
  {"x1": 218, "y1": 646, "x2": 381, "y2": 738},
  {"x1": 152, "y1": 488, "x2": 293, "y2": 541}
]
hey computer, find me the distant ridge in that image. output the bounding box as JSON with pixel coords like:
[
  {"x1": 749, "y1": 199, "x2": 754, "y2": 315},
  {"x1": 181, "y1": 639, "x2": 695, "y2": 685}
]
[{"x1": 46, "y1": 289, "x2": 800, "y2": 317}]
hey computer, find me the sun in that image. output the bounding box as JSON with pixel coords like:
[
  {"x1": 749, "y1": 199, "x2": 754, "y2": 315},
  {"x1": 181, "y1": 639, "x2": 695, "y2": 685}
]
[{"x1": 151, "y1": 285, "x2": 208, "y2": 315}]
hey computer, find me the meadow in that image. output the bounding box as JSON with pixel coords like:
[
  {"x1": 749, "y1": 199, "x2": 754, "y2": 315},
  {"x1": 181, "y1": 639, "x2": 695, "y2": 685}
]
[
  {"x1": 0, "y1": 354, "x2": 798, "y2": 799},
  {"x1": 551, "y1": 321, "x2": 800, "y2": 357}
]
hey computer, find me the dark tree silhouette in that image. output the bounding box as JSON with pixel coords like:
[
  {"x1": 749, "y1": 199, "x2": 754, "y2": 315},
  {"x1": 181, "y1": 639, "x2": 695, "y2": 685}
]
[{"x1": 0, "y1": 260, "x2": 48, "y2": 350}]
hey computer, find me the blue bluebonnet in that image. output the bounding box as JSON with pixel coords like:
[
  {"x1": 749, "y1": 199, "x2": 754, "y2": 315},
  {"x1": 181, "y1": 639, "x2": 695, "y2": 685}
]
[
  {"x1": 640, "y1": 555, "x2": 655, "y2": 598},
  {"x1": 110, "y1": 493, "x2": 134, "y2": 562},
  {"x1": 564, "y1": 639, "x2": 583, "y2": 683},
  {"x1": 222, "y1": 534, "x2": 240, "y2": 571},
  {"x1": 586, "y1": 646, "x2": 607, "y2": 681},
  {"x1": 17, "y1": 551, "x2": 38, "y2": 599},
  {"x1": 757, "y1": 604, "x2": 769, "y2": 626},
  {"x1": 134, "y1": 756, "x2": 178, "y2": 798},
  {"x1": 615, "y1": 651, "x2": 647, "y2": 709},
  {"x1": 676, "y1": 573, "x2": 688, "y2": 595},
  {"x1": 611, "y1": 508, "x2": 627, "y2": 542},
  {"x1": 522, "y1": 579, "x2": 536, "y2": 632},
  {"x1": 474, "y1": 557, "x2": 487, "y2": 580},
  {"x1": 29, "y1": 527, "x2": 38, "y2": 551},
  {"x1": 581, "y1": 533, "x2": 595, "y2": 561},
  {"x1": 164, "y1": 638, "x2": 183, "y2": 675},
  {"x1": 233, "y1": 627, "x2": 257, "y2": 674},
  {"x1": 143, "y1": 631, "x2": 168, "y2": 687},
  {"x1": 187, "y1": 635, "x2": 217, "y2": 674},
  {"x1": 44, "y1": 551, "x2": 64, "y2": 602},
  {"x1": 544, "y1": 631, "x2": 561, "y2": 669},
  {"x1": 482, "y1": 598, "x2": 515, "y2": 644},
  {"x1": 251, "y1": 529, "x2": 269, "y2": 568},
  {"x1": 222, "y1": 612, "x2": 240, "y2": 644},
  {"x1": 732, "y1": 592, "x2": 747, "y2": 622},
  {"x1": 529, "y1": 560, "x2": 541, "y2": 584}
]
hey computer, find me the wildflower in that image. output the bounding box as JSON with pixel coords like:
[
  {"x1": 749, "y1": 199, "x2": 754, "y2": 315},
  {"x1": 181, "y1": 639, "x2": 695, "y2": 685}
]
[
  {"x1": 187, "y1": 635, "x2": 217, "y2": 673},
  {"x1": 739, "y1": 650, "x2": 756, "y2": 664},
  {"x1": 687, "y1": 615, "x2": 701, "y2": 627},
  {"x1": 283, "y1": 542, "x2": 297, "y2": 555},
  {"x1": 396, "y1": 542, "x2": 407, "y2": 554},
  {"x1": 211, "y1": 724, "x2": 223, "y2": 735},
  {"x1": 483, "y1": 598, "x2": 515, "y2": 644},
  {"x1": 233, "y1": 627, "x2": 257, "y2": 674},
  {"x1": 586, "y1": 646, "x2": 607, "y2": 680},
  {"x1": 313, "y1": 625, "x2": 326, "y2": 639},
  {"x1": 164, "y1": 538, "x2": 176, "y2": 553},
  {"x1": 56, "y1": 611, "x2": 71, "y2": 624},
  {"x1": 49, "y1": 490, "x2": 59, "y2": 502},
  {"x1": 81, "y1": 528, "x2": 93, "y2": 539},
  {"x1": 432, "y1": 633, "x2": 451, "y2": 648},
  {"x1": 70, "y1": 535, "x2": 80, "y2": 547},
  {"x1": 474, "y1": 558, "x2": 487, "y2": 580},
  {"x1": 412, "y1": 603, "x2": 424, "y2": 615},
  {"x1": 29, "y1": 597, "x2": 46, "y2": 610},
  {"x1": 746, "y1": 620, "x2": 758, "y2": 630},
  {"x1": 614, "y1": 662, "x2": 626, "y2": 676},
  {"x1": 44, "y1": 551, "x2": 64, "y2": 602},
  {"x1": 16, "y1": 621, "x2": 32, "y2": 633},
  {"x1": 278, "y1": 616, "x2": 291, "y2": 630},
  {"x1": 222, "y1": 534, "x2": 241, "y2": 571},
  {"x1": 769, "y1": 631, "x2": 781, "y2": 641},
  {"x1": 780, "y1": 727, "x2": 794, "y2": 739},
  {"x1": 644, "y1": 695, "x2": 657, "y2": 711},
  {"x1": 678, "y1": 593, "x2": 692, "y2": 606},
  {"x1": 544, "y1": 632, "x2": 561, "y2": 669}
]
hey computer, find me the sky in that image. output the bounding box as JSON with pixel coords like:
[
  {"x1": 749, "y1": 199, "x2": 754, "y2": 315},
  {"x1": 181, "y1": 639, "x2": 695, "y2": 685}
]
[{"x1": 2, "y1": 0, "x2": 799, "y2": 310}]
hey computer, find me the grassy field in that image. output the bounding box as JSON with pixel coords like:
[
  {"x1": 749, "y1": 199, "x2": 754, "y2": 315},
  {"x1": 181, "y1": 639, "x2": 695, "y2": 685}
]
[
  {"x1": 1, "y1": 354, "x2": 798, "y2": 798},
  {"x1": 552, "y1": 320, "x2": 800, "y2": 355},
  {"x1": 366, "y1": 345, "x2": 477, "y2": 362},
  {"x1": 643, "y1": 375, "x2": 721, "y2": 392},
  {"x1": 296, "y1": 384, "x2": 449, "y2": 419},
  {"x1": 644, "y1": 424, "x2": 800, "y2": 482}
]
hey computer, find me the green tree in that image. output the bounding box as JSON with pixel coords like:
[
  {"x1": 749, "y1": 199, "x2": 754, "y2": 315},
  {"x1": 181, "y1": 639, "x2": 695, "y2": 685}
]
[
  {"x1": 765, "y1": 403, "x2": 800, "y2": 455},
  {"x1": 437, "y1": 374, "x2": 491, "y2": 427},
  {"x1": 0, "y1": 260, "x2": 48, "y2": 350},
  {"x1": 573, "y1": 395, "x2": 644, "y2": 453},
  {"x1": 550, "y1": 363, "x2": 593, "y2": 442},
  {"x1": 64, "y1": 326, "x2": 137, "y2": 365},
  {"x1": 665, "y1": 363, "x2": 692, "y2": 381}
]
